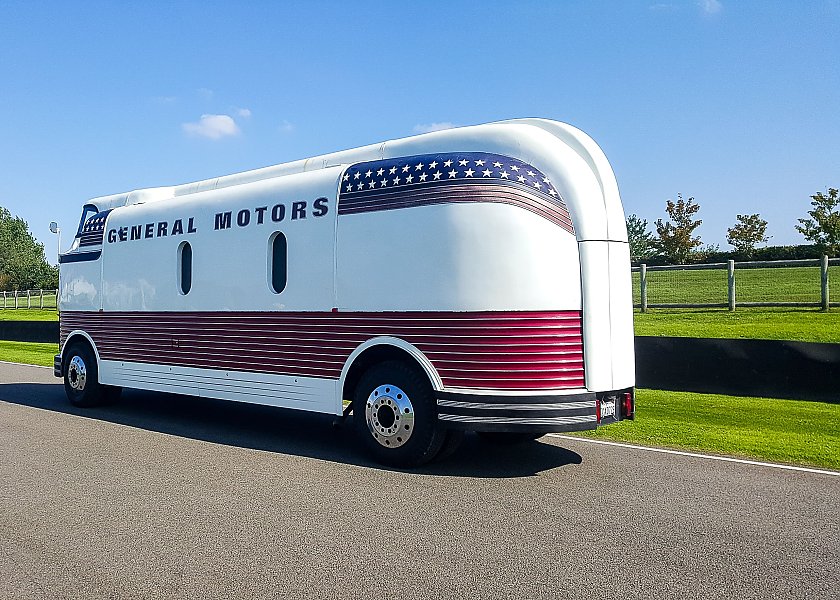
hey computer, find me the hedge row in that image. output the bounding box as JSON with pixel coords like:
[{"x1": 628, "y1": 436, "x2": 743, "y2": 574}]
[{"x1": 632, "y1": 244, "x2": 828, "y2": 266}]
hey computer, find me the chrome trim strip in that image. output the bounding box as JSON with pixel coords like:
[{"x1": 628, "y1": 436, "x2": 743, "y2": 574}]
[{"x1": 437, "y1": 399, "x2": 593, "y2": 411}]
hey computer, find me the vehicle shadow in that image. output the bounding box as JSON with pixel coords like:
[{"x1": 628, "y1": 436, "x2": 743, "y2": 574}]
[{"x1": 0, "y1": 382, "x2": 582, "y2": 478}]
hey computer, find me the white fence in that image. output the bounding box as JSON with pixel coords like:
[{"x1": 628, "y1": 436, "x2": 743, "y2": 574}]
[
  {"x1": 0, "y1": 289, "x2": 59, "y2": 310},
  {"x1": 632, "y1": 256, "x2": 839, "y2": 311}
]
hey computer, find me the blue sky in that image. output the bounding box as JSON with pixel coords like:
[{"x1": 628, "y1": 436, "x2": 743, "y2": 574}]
[{"x1": 1, "y1": 0, "x2": 838, "y2": 261}]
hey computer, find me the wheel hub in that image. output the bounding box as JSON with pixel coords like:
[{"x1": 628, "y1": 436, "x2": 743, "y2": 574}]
[
  {"x1": 67, "y1": 355, "x2": 87, "y2": 391},
  {"x1": 366, "y1": 384, "x2": 414, "y2": 448}
]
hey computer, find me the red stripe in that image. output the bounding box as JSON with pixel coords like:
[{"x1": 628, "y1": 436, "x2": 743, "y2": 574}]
[
  {"x1": 60, "y1": 310, "x2": 585, "y2": 391},
  {"x1": 338, "y1": 183, "x2": 574, "y2": 234}
]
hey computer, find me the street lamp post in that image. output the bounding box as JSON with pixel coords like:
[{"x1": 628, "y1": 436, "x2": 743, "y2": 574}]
[{"x1": 49, "y1": 221, "x2": 61, "y2": 262}]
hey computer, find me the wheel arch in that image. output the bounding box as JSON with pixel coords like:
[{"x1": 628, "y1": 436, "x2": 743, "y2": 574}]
[
  {"x1": 339, "y1": 337, "x2": 442, "y2": 408},
  {"x1": 61, "y1": 330, "x2": 101, "y2": 370}
]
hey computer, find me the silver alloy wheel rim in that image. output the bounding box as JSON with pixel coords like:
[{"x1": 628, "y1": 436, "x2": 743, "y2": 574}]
[
  {"x1": 67, "y1": 355, "x2": 87, "y2": 391},
  {"x1": 366, "y1": 384, "x2": 414, "y2": 448}
]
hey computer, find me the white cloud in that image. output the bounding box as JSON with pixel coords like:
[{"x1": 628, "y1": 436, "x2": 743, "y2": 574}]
[
  {"x1": 237, "y1": 108, "x2": 252, "y2": 118},
  {"x1": 278, "y1": 120, "x2": 294, "y2": 134},
  {"x1": 182, "y1": 114, "x2": 240, "y2": 139},
  {"x1": 698, "y1": 0, "x2": 722, "y2": 14},
  {"x1": 197, "y1": 87, "x2": 214, "y2": 100},
  {"x1": 413, "y1": 122, "x2": 456, "y2": 134}
]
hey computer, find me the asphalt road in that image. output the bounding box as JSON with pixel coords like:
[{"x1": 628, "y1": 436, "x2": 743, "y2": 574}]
[{"x1": 1, "y1": 362, "x2": 838, "y2": 600}]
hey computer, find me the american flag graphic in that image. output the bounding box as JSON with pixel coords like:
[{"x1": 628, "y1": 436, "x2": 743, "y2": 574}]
[
  {"x1": 337, "y1": 152, "x2": 574, "y2": 234},
  {"x1": 78, "y1": 209, "x2": 112, "y2": 247}
]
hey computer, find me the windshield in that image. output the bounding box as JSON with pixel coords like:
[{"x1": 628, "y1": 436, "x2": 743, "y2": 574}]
[{"x1": 75, "y1": 204, "x2": 99, "y2": 238}]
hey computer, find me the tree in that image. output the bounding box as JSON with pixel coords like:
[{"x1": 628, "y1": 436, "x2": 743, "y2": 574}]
[
  {"x1": 626, "y1": 214, "x2": 656, "y2": 261},
  {"x1": 726, "y1": 213, "x2": 770, "y2": 257},
  {"x1": 654, "y1": 194, "x2": 702, "y2": 264},
  {"x1": 0, "y1": 206, "x2": 58, "y2": 291},
  {"x1": 795, "y1": 188, "x2": 840, "y2": 257}
]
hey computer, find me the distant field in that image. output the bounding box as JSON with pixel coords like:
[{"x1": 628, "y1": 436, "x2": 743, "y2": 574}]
[
  {"x1": 576, "y1": 389, "x2": 840, "y2": 470},
  {"x1": 0, "y1": 309, "x2": 58, "y2": 322},
  {"x1": 634, "y1": 307, "x2": 840, "y2": 343}
]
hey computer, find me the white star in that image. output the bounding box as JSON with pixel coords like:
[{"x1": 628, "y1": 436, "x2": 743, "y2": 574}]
[
  {"x1": 475, "y1": 159, "x2": 485, "y2": 166},
  {"x1": 354, "y1": 172, "x2": 361, "y2": 180},
  {"x1": 377, "y1": 168, "x2": 385, "y2": 176},
  {"x1": 533, "y1": 181, "x2": 542, "y2": 189},
  {"x1": 510, "y1": 165, "x2": 519, "y2": 171},
  {"x1": 419, "y1": 173, "x2": 428, "y2": 181},
  {"x1": 493, "y1": 161, "x2": 502, "y2": 168},
  {"x1": 365, "y1": 170, "x2": 372, "y2": 178},
  {"x1": 464, "y1": 168, "x2": 475, "y2": 177},
  {"x1": 380, "y1": 179, "x2": 388, "y2": 187},
  {"x1": 448, "y1": 170, "x2": 457, "y2": 178},
  {"x1": 357, "y1": 182, "x2": 364, "y2": 190},
  {"x1": 542, "y1": 176, "x2": 551, "y2": 184},
  {"x1": 346, "y1": 184, "x2": 353, "y2": 192},
  {"x1": 443, "y1": 159, "x2": 453, "y2": 167},
  {"x1": 433, "y1": 171, "x2": 442, "y2": 180},
  {"x1": 401, "y1": 165, "x2": 410, "y2": 173},
  {"x1": 458, "y1": 159, "x2": 468, "y2": 166},
  {"x1": 389, "y1": 166, "x2": 397, "y2": 175},
  {"x1": 517, "y1": 175, "x2": 526, "y2": 182},
  {"x1": 406, "y1": 174, "x2": 414, "y2": 183},
  {"x1": 393, "y1": 176, "x2": 400, "y2": 185},
  {"x1": 527, "y1": 170, "x2": 536, "y2": 177},
  {"x1": 429, "y1": 161, "x2": 438, "y2": 169},
  {"x1": 415, "y1": 162, "x2": 424, "y2": 171},
  {"x1": 500, "y1": 171, "x2": 509, "y2": 179},
  {"x1": 343, "y1": 174, "x2": 349, "y2": 181},
  {"x1": 482, "y1": 169, "x2": 492, "y2": 177},
  {"x1": 369, "y1": 181, "x2": 376, "y2": 189},
  {"x1": 549, "y1": 189, "x2": 557, "y2": 196}
]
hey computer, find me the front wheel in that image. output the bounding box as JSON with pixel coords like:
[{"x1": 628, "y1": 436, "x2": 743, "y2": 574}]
[
  {"x1": 63, "y1": 342, "x2": 121, "y2": 407},
  {"x1": 353, "y1": 360, "x2": 446, "y2": 467}
]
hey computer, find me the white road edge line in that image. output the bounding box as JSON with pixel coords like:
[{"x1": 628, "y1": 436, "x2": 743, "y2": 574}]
[
  {"x1": 548, "y1": 434, "x2": 840, "y2": 477},
  {"x1": 0, "y1": 360, "x2": 52, "y2": 370}
]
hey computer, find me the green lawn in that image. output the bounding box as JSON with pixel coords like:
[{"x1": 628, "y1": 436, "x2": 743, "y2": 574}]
[
  {"x1": 0, "y1": 309, "x2": 58, "y2": 321},
  {"x1": 0, "y1": 340, "x2": 58, "y2": 367},
  {"x1": 577, "y1": 389, "x2": 840, "y2": 470},
  {"x1": 634, "y1": 307, "x2": 840, "y2": 343}
]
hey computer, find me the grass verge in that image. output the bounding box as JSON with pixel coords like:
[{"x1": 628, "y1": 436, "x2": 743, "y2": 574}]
[
  {"x1": 633, "y1": 307, "x2": 840, "y2": 343},
  {"x1": 0, "y1": 340, "x2": 58, "y2": 367},
  {"x1": 575, "y1": 389, "x2": 840, "y2": 471}
]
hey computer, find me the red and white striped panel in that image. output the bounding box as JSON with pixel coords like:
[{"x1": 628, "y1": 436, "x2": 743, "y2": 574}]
[{"x1": 60, "y1": 311, "x2": 584, "y2": 391}]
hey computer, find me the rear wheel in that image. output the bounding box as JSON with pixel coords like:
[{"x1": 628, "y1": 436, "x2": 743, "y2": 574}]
[
  {"x1": 63, "y1": 342, "x2": 121, "y2": 407},
  {"x1": 353, "y1": 360, "x2": 445, "y2": 467}
]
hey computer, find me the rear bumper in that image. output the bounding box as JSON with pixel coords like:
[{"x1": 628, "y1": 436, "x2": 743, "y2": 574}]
[{"x1": 436, "y1": 390, "x2": 599, "y2": 433}]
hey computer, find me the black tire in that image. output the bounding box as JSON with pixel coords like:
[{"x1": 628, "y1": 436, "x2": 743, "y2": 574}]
[
  {"x1": 477, "y1": 432, "x2": 544, "y2": 445},
  {"x1": 63, "y1": 341, "x2": 121, "y2": 407},
  {"x1": 353, "y1": 360, "x2": 446, "y2": 467},
  {"x1": 436, "y1": 429, "x2": 465, "y2": 461}
]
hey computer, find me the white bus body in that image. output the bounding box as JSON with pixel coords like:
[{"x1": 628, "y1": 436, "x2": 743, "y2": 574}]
[{"x1": 55, "y1": 119, "x2": 635, "y2": 465}]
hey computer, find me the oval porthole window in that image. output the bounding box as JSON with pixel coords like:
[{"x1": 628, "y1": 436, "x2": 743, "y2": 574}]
[
  {"x1": 178, "y1": 241, "x2": 192, "y2": 295},
  {"x1": 270, "y1": 232, "x2": 287, "y2": 294}
]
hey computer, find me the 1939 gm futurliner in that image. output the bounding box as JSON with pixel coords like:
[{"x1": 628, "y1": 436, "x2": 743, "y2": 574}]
[{"x1": 55, "y1": 118, "x2": 635, "y2": 467}]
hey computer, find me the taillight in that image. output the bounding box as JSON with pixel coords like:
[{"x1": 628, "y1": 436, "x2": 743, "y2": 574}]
[{"x1": 623, "y1": 391, "x2": 634, "y2": 419}]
